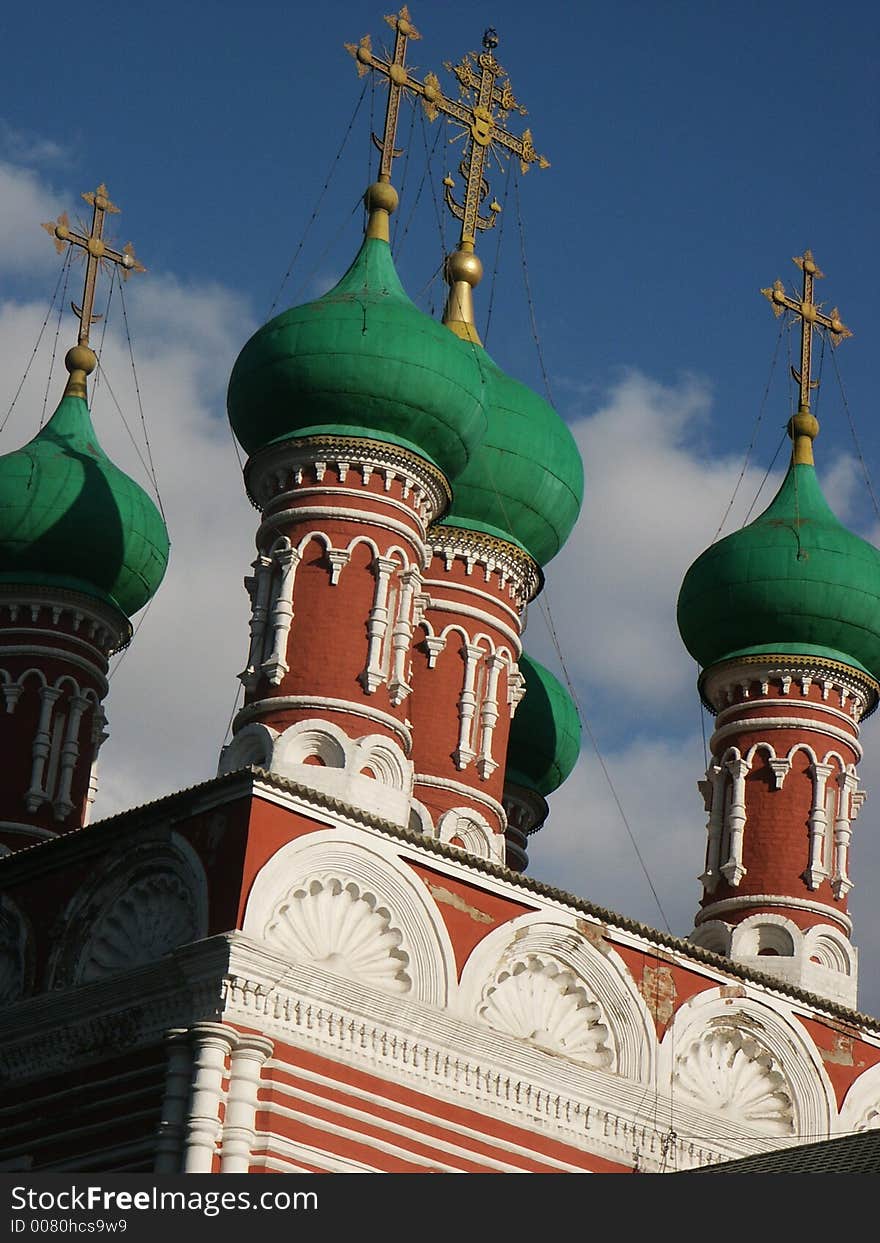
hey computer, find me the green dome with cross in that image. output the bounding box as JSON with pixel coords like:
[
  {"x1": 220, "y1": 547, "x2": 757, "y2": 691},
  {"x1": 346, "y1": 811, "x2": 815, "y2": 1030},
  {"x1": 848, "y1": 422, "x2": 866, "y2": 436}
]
[{"x1": 0, "y1": 388, "x2": 170, "y2": 618}]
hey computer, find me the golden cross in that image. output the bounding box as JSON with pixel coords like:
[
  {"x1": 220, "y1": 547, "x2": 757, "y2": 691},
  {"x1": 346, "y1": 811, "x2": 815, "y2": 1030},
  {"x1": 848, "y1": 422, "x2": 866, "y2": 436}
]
[
  {"x1": 429, "y1": 28, "x2": 549, "y2": 249},
  {"x1": 761, "y1": 250, "x2": 852, "y2": 415},
  {"x1": 42, "y1": 184, "x2": 145, "y2": 349},
  {"x1": 346, "y1": 7, "x2": 422, "y2": 184}
]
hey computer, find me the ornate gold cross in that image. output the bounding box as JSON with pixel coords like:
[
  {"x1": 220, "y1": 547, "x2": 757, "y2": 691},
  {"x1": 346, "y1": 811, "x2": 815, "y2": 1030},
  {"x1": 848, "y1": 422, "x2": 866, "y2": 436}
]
[
  {"x1": 429, "y1": 28, "x2": 549, "y2": 250},
  {"x1": 43, "y1": 184, "x2": 144, "y2": 349},
  {"x1": 762, "y1": 250, "x2": 852, "y2": 415},
  {"x1": 346, "y1": 7, "x2": 422, "y2": 184}
]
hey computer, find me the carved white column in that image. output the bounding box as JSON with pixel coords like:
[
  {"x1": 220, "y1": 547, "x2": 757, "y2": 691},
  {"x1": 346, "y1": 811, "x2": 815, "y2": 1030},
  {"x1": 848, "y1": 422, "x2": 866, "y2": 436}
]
[
  {"x1": 831, "y1": 770, "x2": 858, "y2": 900},
  {"x1": 219, "y1": 1035, "x2": 274, "y2": 1174},
  {"x1": 53, "y1": 693, "x2": 90, "y2": 821},
  {"x1": 2, "y1": 679, "x2": 22, "y2": 714},
  {"x1": 182, "y1": 1024, "x2": 237, "y2": 1174},
  {"x1": 326, "y1": 548, "x2": 350, "y2": 585},
  {"x1": 804, "y1": 762, "x2": 834, "y2": 891},
  {"x1": 240, "y1": 554, "x2": 273, "y2": 690},
  {"x1": 83, "y1": 706, "x2": 109, "y2": 826},
  {"x1": 453, "y1": 643, "x2": 484, "y2": 770},
  {"x1": 388, "y1": 567, "x2": 420, "y2": 706},
  {"x1": 507, "y1": 665, "x2": 525, "y2": 717},
  {"x1": 699, "y1": 763, "x2": 724, "y2": 892},
  {"x1": 262, "y1": 546, "x2": 300, "y2": 685},
  {"x1": 360, "y1": 555, "x2": 398, "y2": 694},
  {"x1": 25, "y1": 686, "x2": 61, "y2": 811},
  {"x1": 476, "y1": 653, "x2": 505, "y2": 779},
  {"x1": 720, "y1": 757, "x2": 749, "y2": 886},
  {"x1": 154, "y1": 1029, "x2": 192, "y2": 1174}
]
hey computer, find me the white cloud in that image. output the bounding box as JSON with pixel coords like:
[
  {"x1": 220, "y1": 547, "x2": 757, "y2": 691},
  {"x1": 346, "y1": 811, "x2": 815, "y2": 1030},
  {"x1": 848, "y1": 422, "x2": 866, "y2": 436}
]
[
  {"x1": 2, "y1": 159, "x2": 880, "y2": 1020},
  {"x1": 0, "y1": 161, "x2": 64, "y2": 277}
]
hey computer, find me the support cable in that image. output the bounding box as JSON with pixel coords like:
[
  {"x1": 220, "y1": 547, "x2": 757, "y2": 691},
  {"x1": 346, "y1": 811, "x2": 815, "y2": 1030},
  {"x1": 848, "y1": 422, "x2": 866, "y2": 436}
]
[
  {"x1": 116, "y1": 272, "x2": 167, "y2": 523},
  {"x1": 267, "y1": 79, "x2": 368, "y2": 318},
  {"x1": 513, "y1": 166, "x2": 555, "y2": 407},
  {"x1": 483, "y1": 158, "x2": 512, "y2": 349},
  {"x1": 1, "y1": 250, "x2": 72, "y2": 437},
  {"x1": 829, "y1": 332, "x2": 880, "y2": 521},
  {"x1": 391, "y1": 97, "x2": 419, "y2": 251},
  {"x1": 39, "y1": 255, "x2": 72, "y2": 428},
  {"x1": 710, "y1": 318, "x2": 785, "y2": 542}
]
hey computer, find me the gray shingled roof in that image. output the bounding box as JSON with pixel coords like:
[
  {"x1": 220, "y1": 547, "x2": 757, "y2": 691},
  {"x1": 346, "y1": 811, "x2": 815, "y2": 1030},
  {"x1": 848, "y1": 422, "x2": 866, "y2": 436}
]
[{"x1": 687, "y1": 1129, "x2": 880, "y2": 1174}]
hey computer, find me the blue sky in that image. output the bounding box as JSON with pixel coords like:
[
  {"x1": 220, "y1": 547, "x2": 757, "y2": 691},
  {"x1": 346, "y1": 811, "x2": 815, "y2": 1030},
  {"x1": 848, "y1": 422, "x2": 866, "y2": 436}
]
[{"x1": 3, "y1": 0, "x2": 880, "y2": 1012}]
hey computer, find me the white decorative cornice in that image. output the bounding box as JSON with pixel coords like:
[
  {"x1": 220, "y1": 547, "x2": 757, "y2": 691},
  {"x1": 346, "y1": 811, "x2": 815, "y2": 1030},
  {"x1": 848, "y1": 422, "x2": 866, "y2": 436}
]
[
  {"x1": 0, "y1": 585, "x2": 130, "y2": 654},
  {"x1": 710, "y1": 716, "x2": 863, "y2": 762},
  {"x1": 696, "y1": 893, "x2": 852, "y2": 935},
  {"x1": 245, "y1": 436, "x2": 451, "y2": 528},
  {"x1": 426, "y1": 526, "x2": 542, "y2": 607},
  {"x1": 234, "y1": 695, "x2": 412, "y2": 752}
]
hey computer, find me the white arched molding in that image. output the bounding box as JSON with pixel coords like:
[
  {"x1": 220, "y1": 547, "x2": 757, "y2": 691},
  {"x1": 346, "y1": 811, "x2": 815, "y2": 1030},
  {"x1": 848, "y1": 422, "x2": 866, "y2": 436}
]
[
  {"x1": 687, "y1": 920, "x2": 731, "y2": 956},
  {"x1": 242, "y1": 829, "x2": 456, "y2": 1008},
  {"x1": 730, "y1": 913, "x2": 802, "y2": 959},
  {"x1": 0, "y1": 894, "x2": 33, "y2": 1007},
  {"x1": 839, "y1": 1060, "x2": 880, "y2": 1134},
  {"x1": 436, "y1": 807, "x2": 495, "y2": 861},
  {"x1": 46, "y1": 833, "x2": 209, "y2": 989},
  {"x1": 241, "y1": 718, "x2": 414, "y2": 827},
  {"x1": 725, "y1": 914, "x2": 857, "y2": 1009},
  {"x1": 218, "y1": 722, "x2": 279, "y2": 774},
  {"x1": 458, "y1": 915, "x2": 656, "y2": 1084},
  {"x1": 659, "y1": 989, "x2": 836, "y2": 1143}
]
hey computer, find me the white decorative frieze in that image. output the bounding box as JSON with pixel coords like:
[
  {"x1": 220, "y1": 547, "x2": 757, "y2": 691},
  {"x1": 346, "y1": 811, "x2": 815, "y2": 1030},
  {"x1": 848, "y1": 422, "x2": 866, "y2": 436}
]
[
  {"x1": 478, "y1": 955, "x2": 614, "y2": 1068},
  {"x1": 673, "y1": 1027, "x2": 794, "y2": 1135},
  {"x1": 75, "y1": 872, "x2": 202, "y2": 985},
  {"x1": 264, "y1": 876, "x2": 412, "y2": 995}
]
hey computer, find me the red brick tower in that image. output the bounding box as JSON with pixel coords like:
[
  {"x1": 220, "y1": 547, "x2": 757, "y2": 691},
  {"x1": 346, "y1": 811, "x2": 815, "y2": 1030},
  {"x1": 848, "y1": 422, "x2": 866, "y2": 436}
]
[{"x1": 678, "y1": 252, "x2": 877, "y2": 1007}]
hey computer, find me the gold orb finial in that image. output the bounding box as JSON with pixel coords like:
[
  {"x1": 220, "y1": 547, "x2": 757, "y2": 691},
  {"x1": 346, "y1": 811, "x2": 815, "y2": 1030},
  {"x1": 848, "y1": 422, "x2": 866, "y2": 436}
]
[
  {"x1": 364, "y1": 180, "x2": 399, "y2": 242},
  {"x1": 63, "y1": 345, "x2": 97, "y2": 399}
]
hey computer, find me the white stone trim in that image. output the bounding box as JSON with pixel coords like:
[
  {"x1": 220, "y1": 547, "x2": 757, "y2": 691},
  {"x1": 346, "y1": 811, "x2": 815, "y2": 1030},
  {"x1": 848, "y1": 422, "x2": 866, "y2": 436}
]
[
  {"x1": 0, "y1": 646, "x2": 108, "y2": 693},
  {"x1": 413, "y1": 773, "x2": 507, "y2": 826},
  {"x1": 839, "y1": 1060, "x2": 880, "y2": 1134},
  {"x1": 659, "y1": 988, "x2": 837, "y2": 1141},
  {"x1": 458, "y1": 914, "x2": 656, "y2": 1084},
  {"x1": 0, "y1": 821, "x2": 57, "y2": 841},
  {"x1": 710, "y1": 716, "x2": 863, "y2": 761},
  {"x1": 421, "y1": 577, "x2": 523, "y2": 629},
  {"x1": 715, "y1": 697, "x2": 863, "y2": 733},
  {"x1": 436, "y1": 808, "x2": 497, "y2": 862},
  {"x1": 423, "y1": 596, "x2": 522, "y2": 654},
  {"x1": 257, "y1": 507, "x2": 425, "y2": 560},
  {"x1": 696, "y1": 893, "x2": 852, "y2": 934},
  {"x1": 234, "y1": 695, "x2": 412, "y2": 752},
  {"x1": 263, "y1": 1058, "x2": 588, "y2": 1171},
  {"x1": 360, "y1": 555, "x2": 400, "y2": 694},
  {"x1": 242, "y1": 830, "x2": 456, "y2": 1008}
]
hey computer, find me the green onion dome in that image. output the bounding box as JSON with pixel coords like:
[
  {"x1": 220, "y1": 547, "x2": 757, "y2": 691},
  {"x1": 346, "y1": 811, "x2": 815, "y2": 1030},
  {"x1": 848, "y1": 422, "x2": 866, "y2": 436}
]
[
  {"x1": 677, "y1": 460, "x2": 880, "y2": 680},
  {"x1": 439, "y1": 355, "x2": 583, "y2": 566},
  {"x1": 506, "y1": 654, "x2": 582, "y2": 797},
  {"x1": 227, "y1": 235, "x2": 488, "y2": 481},
  {"x1": 0, "y1": 391, "x2": 170, "y2": 618}
]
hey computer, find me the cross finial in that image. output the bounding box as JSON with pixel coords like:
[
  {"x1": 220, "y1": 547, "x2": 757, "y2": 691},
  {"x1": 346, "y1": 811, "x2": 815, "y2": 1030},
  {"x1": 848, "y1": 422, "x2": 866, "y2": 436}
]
[
  {"x1": 426, "y1": 30, "x2": 549, "y2": 343},
  {"x1": 42, "y1": 183, "x2": 145, "y2": 399},
  {"x1": 761, "y1": 250, "x2": 852, "y2": 465},
  {"x1": 346, "y1": 7, "x2": 422, "y2": 241}
]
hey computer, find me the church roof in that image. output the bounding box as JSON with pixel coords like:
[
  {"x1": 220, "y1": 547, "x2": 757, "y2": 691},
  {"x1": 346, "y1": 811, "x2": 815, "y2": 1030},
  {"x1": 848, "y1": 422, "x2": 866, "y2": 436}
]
[
  {"x1": 0, "y1": 389, "x2": 170, "y2": 618},
  {"x1": 687, "y1": 1127, "x2": 880, "y2": 1174},
  {"x1": 678, "y1": 459, "x2": 880, "y2": 687},
  {"x1": 227, "y1": 234, "x2": 488, "y2": 483}
]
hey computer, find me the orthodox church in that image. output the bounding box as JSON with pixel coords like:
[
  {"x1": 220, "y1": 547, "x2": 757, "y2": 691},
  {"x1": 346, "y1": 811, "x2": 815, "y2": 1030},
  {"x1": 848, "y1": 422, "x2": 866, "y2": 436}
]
[{"x1": 1, "y1": 9, "x2": 880, "y2": 1175}]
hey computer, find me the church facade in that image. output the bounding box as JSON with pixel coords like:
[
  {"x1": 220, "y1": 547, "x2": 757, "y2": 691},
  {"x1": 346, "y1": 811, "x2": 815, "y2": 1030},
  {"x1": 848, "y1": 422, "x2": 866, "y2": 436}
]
[{"x1": 1, "y1": 9, "x2": 880, "y2": 1174}]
